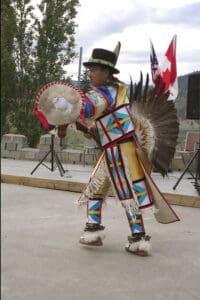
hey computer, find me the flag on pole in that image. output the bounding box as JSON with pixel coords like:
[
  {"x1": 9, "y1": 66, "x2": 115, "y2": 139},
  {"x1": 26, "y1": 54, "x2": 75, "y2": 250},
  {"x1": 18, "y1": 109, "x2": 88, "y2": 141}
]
[
  {"x1": 159, "y1": 35, "x2": 178, "y2": 100},
  {"x1": 150, "y1": 39, "x2": 160, "y2": 84}
]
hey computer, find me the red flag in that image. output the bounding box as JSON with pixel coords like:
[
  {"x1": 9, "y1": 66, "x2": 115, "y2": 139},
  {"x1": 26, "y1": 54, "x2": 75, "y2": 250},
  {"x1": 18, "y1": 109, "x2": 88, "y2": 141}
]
[
  {"x1": 160, "y1": 35, "x2": 178, "y2": 100},
  {"x1": 150, "y1": 39, "x2": 160, "y2": 84}
]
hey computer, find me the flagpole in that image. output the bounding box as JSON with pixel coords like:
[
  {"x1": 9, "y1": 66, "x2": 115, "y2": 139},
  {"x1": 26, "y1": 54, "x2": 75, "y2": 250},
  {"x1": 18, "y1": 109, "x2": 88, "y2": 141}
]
[
  {"x1": 78, "y1": 46, "x2": 83, "y2": 87},
  {"x1": 173, "y1": 34, "x2": 177, "y2": 54}
]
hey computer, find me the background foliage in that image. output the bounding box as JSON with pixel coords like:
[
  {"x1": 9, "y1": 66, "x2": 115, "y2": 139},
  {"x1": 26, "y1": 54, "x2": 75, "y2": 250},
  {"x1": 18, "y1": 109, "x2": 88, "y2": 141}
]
[{"x1": 1, "y1": 0, "x2": 79, "y2": 147}]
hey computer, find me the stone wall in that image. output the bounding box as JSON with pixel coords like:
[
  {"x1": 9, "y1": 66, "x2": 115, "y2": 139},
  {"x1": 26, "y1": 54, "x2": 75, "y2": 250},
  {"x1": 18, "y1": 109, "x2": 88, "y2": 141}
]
[
  {"x1": 1, "y1": 134, "x2": 100, "y2": 165},
  {"x1": 1, "y1": 133, "x2": 197, "y2": 171}
]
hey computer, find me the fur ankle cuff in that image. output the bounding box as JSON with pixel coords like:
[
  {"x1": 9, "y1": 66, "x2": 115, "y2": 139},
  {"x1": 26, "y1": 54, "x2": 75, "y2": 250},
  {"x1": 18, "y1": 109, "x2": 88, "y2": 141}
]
[
  {"x1": 81, "y1": 230, "x2": 106, "y2": 242},
  {"x1": 125, "y1": 236, "x2": 152, "y2": 255}
]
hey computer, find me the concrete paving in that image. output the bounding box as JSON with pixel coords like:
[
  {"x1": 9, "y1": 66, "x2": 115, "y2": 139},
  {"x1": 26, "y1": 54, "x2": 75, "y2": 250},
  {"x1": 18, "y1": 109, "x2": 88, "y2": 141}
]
[
  {"x1": 1, "y1": 158, "x2": 200, "y2": 197},
  {"x1": 1, "y1": 183, "x2": 200, "y2": 300}
]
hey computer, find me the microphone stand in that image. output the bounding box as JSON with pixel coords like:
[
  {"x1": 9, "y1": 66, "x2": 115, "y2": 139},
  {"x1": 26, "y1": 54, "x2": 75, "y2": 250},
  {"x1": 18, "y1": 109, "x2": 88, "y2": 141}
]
[{"x1": 173, "y1": 147, "x2": 200, "y2": 194}]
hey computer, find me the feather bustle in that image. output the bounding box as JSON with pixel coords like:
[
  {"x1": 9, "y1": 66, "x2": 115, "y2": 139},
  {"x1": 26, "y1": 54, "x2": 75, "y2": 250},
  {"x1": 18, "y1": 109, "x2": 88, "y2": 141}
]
[{"x1": 130, "y1": 73, "x2": 179, "y2": 176}]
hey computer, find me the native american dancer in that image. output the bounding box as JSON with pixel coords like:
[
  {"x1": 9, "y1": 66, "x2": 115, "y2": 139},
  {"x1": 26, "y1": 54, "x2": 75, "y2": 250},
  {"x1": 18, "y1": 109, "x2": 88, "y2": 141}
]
[{"x1": 34, "y1": 43, "x2": 180, "y2": 256}]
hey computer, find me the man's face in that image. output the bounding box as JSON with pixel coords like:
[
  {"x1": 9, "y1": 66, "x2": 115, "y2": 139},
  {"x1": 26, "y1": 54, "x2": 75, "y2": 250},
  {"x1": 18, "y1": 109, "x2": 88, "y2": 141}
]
[{"x1": 87, "y1": 66, "x2": 110, "y2": 87}]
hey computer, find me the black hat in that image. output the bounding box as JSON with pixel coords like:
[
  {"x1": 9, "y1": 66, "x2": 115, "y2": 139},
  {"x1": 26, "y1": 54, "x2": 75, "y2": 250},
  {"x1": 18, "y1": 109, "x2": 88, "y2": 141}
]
[{"x1": 83, "y1": 48, "x2": 120, "y2": 74}]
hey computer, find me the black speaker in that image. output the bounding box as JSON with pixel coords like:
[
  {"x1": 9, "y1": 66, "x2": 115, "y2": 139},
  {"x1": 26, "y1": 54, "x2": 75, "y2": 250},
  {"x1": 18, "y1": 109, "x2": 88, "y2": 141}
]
[{"x1": 186, "y1": 73, "x2": 200, "y2": 120}]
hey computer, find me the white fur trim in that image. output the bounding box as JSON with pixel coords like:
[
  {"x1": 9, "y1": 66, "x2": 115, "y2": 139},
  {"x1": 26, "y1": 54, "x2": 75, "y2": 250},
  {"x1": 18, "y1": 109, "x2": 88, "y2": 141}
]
[
  {"x1": 138, "y1": 239, "x2": 152, "y2": 252},
  {"x1": 125, "y1": 241, "x2": 140, "y2": 252},
  {"x1": 81, "y1": 230, "x2": 106, "y2": 242},
  {"x1": 126, "y1": 239, "x2": 151, "y2": 254}
]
